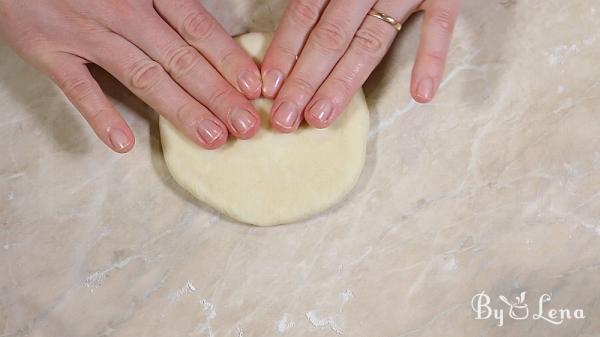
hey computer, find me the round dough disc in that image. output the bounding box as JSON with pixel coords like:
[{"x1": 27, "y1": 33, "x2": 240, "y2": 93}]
[{"x1": 160, "y1": 32, "x2": 369, "y2": 226}]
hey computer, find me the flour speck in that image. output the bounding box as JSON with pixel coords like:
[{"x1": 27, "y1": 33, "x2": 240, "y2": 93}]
[
  {"x1": 305, "y1": 310, "x2": 343, "y2": 335},
  {"x1": 277, "y1": 313, "x2": 295, "y2": 333}
]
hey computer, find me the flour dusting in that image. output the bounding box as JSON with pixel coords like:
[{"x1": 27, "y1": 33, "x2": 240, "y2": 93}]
[
  {"x1": 83, "y1": 255, "x2": 141, "y2": 291},
  {"x1": 442, "y1": 256, "x2": 458, "y2": 272},
  {"x1": 168, "y1": 280, "x2": 196, "y2": 301},
  {"x1": 201, "y1": 299, "x2": 217, "y2": 320},
  {"x1": 583, "y1": 223, "x2": 600, "y2": 236},
  {"x1": 583, "y1": 34, "x2": 599, "y2": 46},
  {"x1": 83, "y1": 271, "x2": 106, "y2": 290},
  {"x1": 305, "y1": 310, "x2": 343, "y2": 335},
  {"x1": 340, "y1": 289, "x2": 354, "y2": 303},
  {"x1": 545, "y1": 44, "x2": 580, "y2": 66},
  {"x1": 277, "y1": 313, "x2": 295, "y2": 333},
  {"x1": 191, "y1": 299, "x2": 217, "y2": 337}
]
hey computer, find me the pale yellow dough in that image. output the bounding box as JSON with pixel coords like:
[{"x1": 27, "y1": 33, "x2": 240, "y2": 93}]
[{"x1": 160, "y1": 32, "x2": 369, "y2": 226}]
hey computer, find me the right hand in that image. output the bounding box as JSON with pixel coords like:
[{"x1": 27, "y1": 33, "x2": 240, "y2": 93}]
[{"x1": 0, "y1": 0, "x2": 263, "y2": 152}]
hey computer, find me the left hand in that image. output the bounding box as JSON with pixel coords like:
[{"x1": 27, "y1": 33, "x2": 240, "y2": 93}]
[{"x1": 261, "y1": 0, "x2": 463, "y2": 132}]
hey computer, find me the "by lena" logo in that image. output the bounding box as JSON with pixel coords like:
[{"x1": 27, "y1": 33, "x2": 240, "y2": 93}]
[{"x1": 471, "y1": 291, "x2": 586, "y2": 327}]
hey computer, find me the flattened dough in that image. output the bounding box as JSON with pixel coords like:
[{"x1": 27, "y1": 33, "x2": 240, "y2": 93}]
[{"x1": 160, "y1": 32, "x2": 369, "y2": 226}]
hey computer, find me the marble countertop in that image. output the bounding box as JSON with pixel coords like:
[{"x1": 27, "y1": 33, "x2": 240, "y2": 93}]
[{"x1": 1, "y1": 0, "x2": 599, "y2": 336}]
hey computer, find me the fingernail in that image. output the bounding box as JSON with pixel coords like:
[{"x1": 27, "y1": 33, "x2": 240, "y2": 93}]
[
  {"x1": 238, "y1": 70, "x2": 262, "y2": 97},
  {"x1": 273, "y1": 101, "x2": 298, "y2": 129},
  {"x1": 230, "y1": 108, "x2": 257, "y2": 134},
  {"x1": 417, "y1": 77, "x2": 434, "y2": 102},
  {"x1": 262, "y1": 69, "x2": 284, "y2": 98},
  {"x1": 109, "y1": 128, "x2": 131, "y2": 151},
  {"x1": 197, "y1": 120, "x2": 223, "y2": 145},
  {"x1": 309, "y1": 100, "x2": 333, "y2": 122}
]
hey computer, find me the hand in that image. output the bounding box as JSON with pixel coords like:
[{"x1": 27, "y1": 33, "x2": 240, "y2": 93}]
[
  {"x1": 0, "y1": 0, "x2": 263, "y2": 152},
  {"x1": 261, "y1": 0, "x2": 463, "y2": 132}
]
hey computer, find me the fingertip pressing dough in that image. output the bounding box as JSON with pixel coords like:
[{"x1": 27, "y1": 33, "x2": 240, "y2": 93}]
[{"x1": 160, "y1": 32, "x2": 370, "y2": 226}]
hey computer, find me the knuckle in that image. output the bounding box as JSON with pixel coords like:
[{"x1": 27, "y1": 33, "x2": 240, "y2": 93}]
[
  {"x1": 206, "y1": 86, "x2": 236, "y2": 110},
  {"x1": 425, "y1": 49, "x2": 446, "y2": 65},
  {"x1": 273, "y1": 44, "x2": 298, "y2": 61},
  {"x1": 432, "y1": 8, "x2": 455, "y2": 32},
  {"x1": 354, "y1": 25, "x2": 388, "y2": 57},
  {"x1": 312, "y1": 21, "x2": 349, "y2": 52},
  {"x1": 182, "y1": 11, "x2": 215, "y2": 42},
  {"x1": 289, "y1": 0, "x2": 321, "y2": 27},
  {"x1": 329, "y1": 76, "x2": 353, "y2": 97},
  {"x1": 87, "y1": 108, "x2": 107, "y2": 125},
  {"x1": 110, "y1": 0, "x2": 142, "y2": 19},
  {"x1": 289, "y1": 76, "x2": 316, "y2": 96},
  {"x1": 115, "y1": 0, "x2": 149, "y2": 13},
  {"x1": 61, "y1": 77, "x2": 95, "y2": 102},
  {"x1": 16, "y1": 30, "x2": 49, "y2": 55},
  {"x1": 217, "y1": 48, "x2": 237, "y2": 70},
  {"x1": 174, "y1": 100, "x2": 196, "y2": 123},
  {"x1": 128, "y1": 60, "x2": 164, "y2": 91},
  {"x1": 166, "y1": 46, "x2": 200, "y2": 78}
]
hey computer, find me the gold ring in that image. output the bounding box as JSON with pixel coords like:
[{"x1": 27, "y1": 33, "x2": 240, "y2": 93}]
[{"x1": 367, "y1": 9, "x2": 403, "y2": 31}]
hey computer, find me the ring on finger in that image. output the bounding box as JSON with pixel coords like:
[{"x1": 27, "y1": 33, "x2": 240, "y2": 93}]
[{"x1": 367, "y1": 9, "x2": 403, "y2": 31}]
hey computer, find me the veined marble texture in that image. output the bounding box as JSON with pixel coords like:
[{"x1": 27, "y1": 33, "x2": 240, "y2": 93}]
[{"x1": 1, "y1": 0, "x2": 599, "y2": 336}]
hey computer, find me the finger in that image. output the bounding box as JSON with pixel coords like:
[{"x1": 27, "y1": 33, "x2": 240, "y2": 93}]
[
  {"x1": 154, "y1": 0, "x2": 262, "y2": 99},
  {"x1": 46, "y1": 54, "x2": 134, "y2": 153},
  {"x1": 91, "y1": 34, "x2": 228, "y2": 149},
  {"x1": 305, "y1": 0, "x2": 419, "y2": 128},
  {"x1": 411, "y1": 0, "x2": 461, "y2": 103},
  {"x1": 261, "y1": 0, "x2": 329, "y2": 98},
  {"x1": 110, "y1": 13, "x2": 260, "y2": 139},
  {"x1": 270, "y1": 0, "x2": 377, "y2": 133}
]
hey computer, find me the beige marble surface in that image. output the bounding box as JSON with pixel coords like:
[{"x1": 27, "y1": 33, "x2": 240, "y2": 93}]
[{"x1": 1, "y1": 0, "x2": 600, "y2": 336}]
